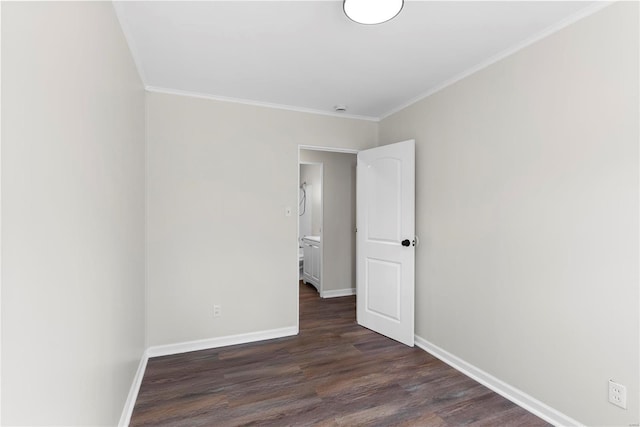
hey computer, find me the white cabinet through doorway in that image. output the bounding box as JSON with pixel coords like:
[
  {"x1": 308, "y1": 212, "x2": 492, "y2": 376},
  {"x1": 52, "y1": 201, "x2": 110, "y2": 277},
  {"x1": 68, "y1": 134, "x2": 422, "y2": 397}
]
[{"x1": 302, "y1": 236, "x2": 321, "y2": 291}]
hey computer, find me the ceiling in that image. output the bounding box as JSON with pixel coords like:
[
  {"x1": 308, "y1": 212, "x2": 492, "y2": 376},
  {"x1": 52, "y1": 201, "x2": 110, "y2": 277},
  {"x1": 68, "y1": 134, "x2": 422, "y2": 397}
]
[{"x1": 114, "y1": 1, "x2": 599, "y2": 120}]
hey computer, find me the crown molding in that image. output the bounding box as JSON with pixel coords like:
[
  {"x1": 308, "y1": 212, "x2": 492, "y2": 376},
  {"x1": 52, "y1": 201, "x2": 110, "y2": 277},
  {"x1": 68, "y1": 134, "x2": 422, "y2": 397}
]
[
  {"x1": 145, "y1": 86, "x2": 380, "y2": 122},
  {"x1": 120, "y1": 1, "x2": 613, "y2": 123},
  {"x1": 380, "y1": 1, "x2": 615, "y2": 120}
]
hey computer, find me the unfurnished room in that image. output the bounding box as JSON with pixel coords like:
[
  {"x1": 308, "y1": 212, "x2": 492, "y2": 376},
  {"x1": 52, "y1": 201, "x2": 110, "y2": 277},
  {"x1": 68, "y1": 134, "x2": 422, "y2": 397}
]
[{"x1": 1, "y1": 1, "x2": 638, "y2": 426}]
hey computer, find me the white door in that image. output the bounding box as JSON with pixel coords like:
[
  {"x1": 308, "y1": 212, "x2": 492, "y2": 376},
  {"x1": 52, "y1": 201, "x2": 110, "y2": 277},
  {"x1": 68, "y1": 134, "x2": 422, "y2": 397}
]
[{"x1": 356, "y1": 140, "x2": 415, "y2": 346}]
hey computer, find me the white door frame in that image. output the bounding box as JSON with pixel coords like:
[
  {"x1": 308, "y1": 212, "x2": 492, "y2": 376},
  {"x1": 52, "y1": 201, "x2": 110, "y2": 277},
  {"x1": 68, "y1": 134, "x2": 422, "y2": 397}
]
[{"x1": 296, "y1": 145, "x2": 359, "y2": 330}]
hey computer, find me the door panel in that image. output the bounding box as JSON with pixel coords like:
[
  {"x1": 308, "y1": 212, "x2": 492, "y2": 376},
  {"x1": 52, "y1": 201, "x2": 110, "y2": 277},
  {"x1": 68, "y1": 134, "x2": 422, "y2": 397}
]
[
  {"x1": 366, "y1": 258, "x2": 401, "y2": 321},
  {"x1": 311, "y1": 244, "x2": 320, "y2": 282},
  {"x1": 303, "y1": 243, "x2": 311, "y2": 278},
  {"x1": 367, "y1": 157, "x2": 402, "y2": 243}
]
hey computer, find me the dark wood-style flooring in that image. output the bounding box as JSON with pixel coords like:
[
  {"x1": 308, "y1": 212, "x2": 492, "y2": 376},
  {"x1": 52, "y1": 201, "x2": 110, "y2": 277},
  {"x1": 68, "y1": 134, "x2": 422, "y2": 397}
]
[{"x1": 131, "y1": 282, "x2": 550, "y2": 426}]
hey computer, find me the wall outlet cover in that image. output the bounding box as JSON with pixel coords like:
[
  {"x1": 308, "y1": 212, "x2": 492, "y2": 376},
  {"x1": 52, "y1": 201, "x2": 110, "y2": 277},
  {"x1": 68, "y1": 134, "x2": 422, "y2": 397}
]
[{"x1": 608, "y1": 379, "x2": 627, "y2": 409}]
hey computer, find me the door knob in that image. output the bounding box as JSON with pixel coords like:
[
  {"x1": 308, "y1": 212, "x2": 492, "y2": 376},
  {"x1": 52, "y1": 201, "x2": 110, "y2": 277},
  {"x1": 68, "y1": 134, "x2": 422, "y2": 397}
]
[{"x1": 401, "y1": 239, "x2": 411, "y2": 247}]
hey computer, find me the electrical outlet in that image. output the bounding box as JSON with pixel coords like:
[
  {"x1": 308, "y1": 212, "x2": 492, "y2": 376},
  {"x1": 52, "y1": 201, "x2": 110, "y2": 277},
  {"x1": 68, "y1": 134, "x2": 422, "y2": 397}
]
[
  {"x1": 213, "y1": 305, "x2": 221, "y2": 318},
  {"x1": 608, "y1": 380, "x2": 627, "y2": 409}
]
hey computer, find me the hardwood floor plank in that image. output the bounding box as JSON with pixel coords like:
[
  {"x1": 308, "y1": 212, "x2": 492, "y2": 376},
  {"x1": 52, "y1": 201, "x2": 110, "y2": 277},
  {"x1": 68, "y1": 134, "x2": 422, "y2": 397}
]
[{"x1": 130, "y1": 282, "x2": 550, "y2": 426}]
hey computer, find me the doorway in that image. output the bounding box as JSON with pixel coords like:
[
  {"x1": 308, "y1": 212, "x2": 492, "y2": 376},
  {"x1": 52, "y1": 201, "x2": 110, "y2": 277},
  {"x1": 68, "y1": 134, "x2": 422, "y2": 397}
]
[
  {"x1": 299, "y1": 161, "x2": 322, "y2": 292},
  {"x1": 297, "y1": 147, "x2": 358, "y2": 323},
  {"x1": 297, "y1": 141, "x2": 416, "y2": 346}
]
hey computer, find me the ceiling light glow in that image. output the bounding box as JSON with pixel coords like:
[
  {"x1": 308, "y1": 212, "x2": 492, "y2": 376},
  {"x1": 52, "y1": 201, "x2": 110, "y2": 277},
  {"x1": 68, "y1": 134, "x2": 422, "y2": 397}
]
[{"x1": 343, "y1": 0, "x2": 404, "y2": 25}]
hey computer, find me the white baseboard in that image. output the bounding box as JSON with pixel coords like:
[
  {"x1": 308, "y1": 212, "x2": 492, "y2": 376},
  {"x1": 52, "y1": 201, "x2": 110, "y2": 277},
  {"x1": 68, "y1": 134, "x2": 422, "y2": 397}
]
[
  {"x1": 146, "y1": 326, "x2": 298, "y2": 358},
  {"x1": 120, "y1": 330, "x2": 577, "y2": 426},
  {"x1": 118, "y1": 327, "x2": 298, "y2": 425},
  {"x1": 118, "y1": 351, "x2": 148, "y2": 427},
  {"x1": 414, "y1": 335, "x2": 582, "y2": 427},
  {"x1": 321, "y1": 288, "x2": 356, "y2": 298}
]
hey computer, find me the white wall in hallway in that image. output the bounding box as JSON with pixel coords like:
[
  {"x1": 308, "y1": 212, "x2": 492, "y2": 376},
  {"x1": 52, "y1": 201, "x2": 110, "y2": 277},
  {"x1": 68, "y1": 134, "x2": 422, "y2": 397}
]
[{"x1": 299, "y1": 163, "x2": 321, "y2": 238}]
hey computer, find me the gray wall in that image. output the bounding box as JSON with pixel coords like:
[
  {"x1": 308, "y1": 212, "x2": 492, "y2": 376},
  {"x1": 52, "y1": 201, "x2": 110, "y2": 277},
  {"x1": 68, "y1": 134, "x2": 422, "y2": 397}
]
[
  {"x1": 300, "y1": 150, "x2": 357, "y2": 294},
  {"x1": 379, "y1": 3, "x2": 638, "y2": 425},
  {"x1": 146, "y1": 92, "x2": 377, "y2": 346},
  {"x1": 1, "y1": 2, "x2": 146, "y2": 425},
  {"x1": 299, "y1": 163, "x2": 322, "y2": 237}
]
